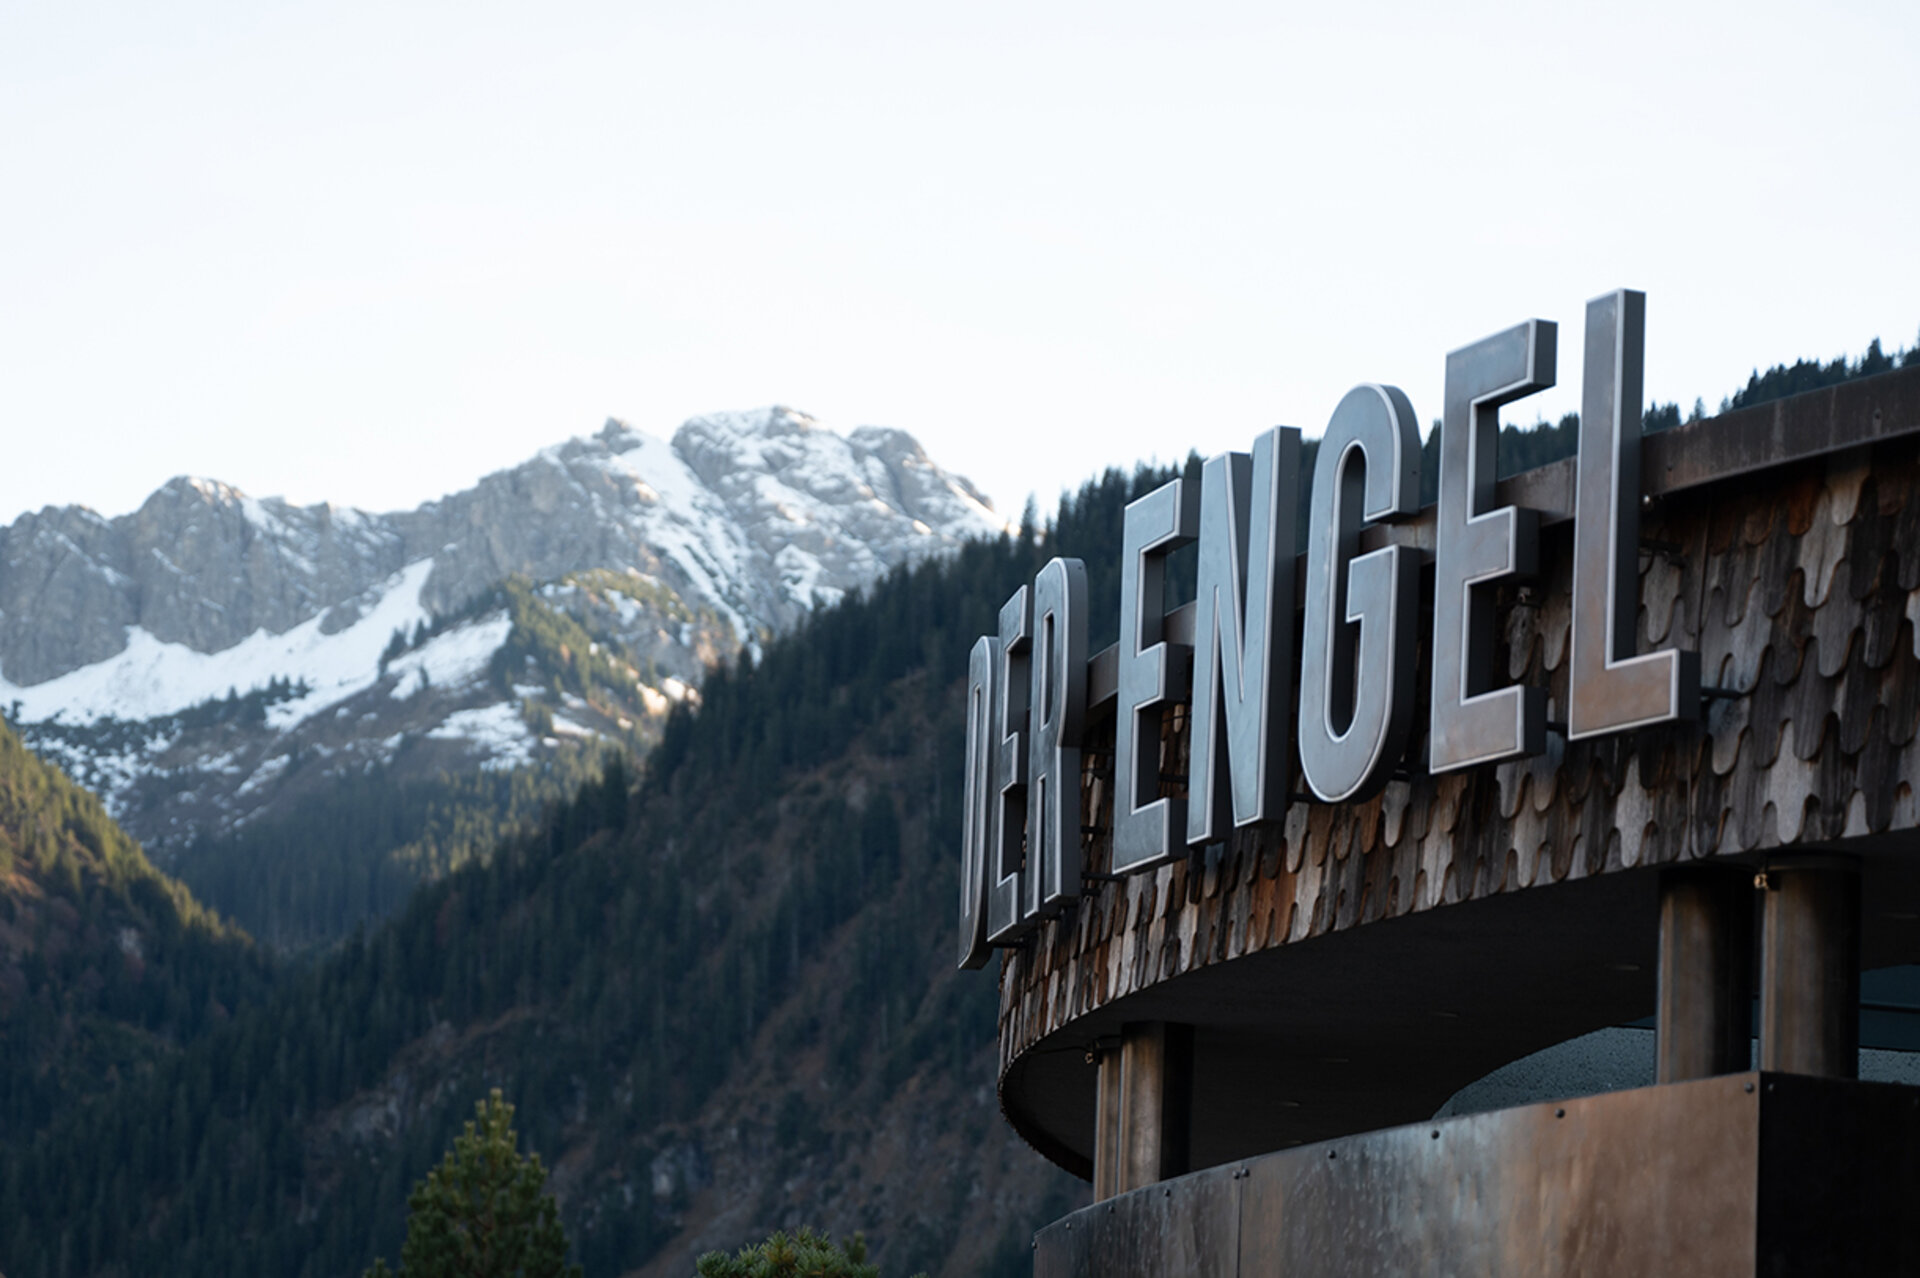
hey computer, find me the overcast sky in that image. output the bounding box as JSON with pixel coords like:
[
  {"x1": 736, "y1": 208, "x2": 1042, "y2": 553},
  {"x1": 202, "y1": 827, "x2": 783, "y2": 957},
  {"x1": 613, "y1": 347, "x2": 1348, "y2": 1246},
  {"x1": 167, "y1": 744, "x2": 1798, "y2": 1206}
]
[{"x1": 4, "y1": 0, "x2": 1916, "y2": 527}]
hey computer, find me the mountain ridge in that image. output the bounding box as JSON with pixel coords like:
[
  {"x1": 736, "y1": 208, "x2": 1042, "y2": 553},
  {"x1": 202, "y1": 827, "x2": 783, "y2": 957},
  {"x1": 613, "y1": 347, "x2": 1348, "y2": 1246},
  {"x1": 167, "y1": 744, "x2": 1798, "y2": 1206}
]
[
  {"x1": 0, "y1": 404, "x2": 1002, "y2": 696},
  {"x1": 0, "y1": 407, "x2": 1003, "y2": 902}
]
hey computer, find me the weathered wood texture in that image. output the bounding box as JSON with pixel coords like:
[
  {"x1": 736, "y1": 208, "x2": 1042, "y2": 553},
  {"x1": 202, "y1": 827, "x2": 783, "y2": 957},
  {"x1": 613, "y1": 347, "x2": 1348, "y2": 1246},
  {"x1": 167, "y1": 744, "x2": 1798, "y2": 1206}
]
[{"x1": 1000, "y1": 431, "x2": 1920, "y2": 1080}]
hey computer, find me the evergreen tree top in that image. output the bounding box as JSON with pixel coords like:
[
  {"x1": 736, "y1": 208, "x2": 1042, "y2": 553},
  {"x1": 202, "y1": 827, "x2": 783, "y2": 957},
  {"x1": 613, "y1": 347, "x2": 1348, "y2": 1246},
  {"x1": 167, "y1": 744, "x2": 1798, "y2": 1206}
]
[
  {"x1": 366, "y1": 1089, "x2": 581, "y2": 1278},
  {"x1": 697, "y1": 1227, "x2": 926, "y2": 1278}
]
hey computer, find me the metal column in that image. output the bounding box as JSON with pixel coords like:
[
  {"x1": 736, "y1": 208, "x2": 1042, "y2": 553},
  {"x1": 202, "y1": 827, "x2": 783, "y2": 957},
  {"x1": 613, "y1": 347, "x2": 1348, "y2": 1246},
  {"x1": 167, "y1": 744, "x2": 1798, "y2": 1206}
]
[
  {"x1": 1092, "y1": 1021, "x2": 1193, "y2": 1201},
  {"x1": 1758, "y1": 858, "x2": 1860, "y2": 1078},
  {"x1": 1656, "y1": 867, "x2": 1753, "y2": 1082},
  {"x1": 1093, "y1": 1043, "x2": 1121, "y2": 1201}
]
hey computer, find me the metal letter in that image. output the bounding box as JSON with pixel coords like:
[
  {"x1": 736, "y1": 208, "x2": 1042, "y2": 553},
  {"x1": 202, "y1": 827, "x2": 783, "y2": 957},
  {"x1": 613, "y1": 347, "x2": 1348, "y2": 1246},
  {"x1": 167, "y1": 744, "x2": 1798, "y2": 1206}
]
[
  {"x1": 1112, "y1": 479, "x2": 1197, "y2": 874},
  {"x1": 958, "y1": 634, "x2": 998, "y2": 970},
  {"x1": 1185, "y1": 427, "x2": 1300, "y2": 847},
  {"x1": 1028, "y1": 558, "x2": 1089, "y2": 915},
  {"x1": 1298, "y1": 385, "x2": 1422, "y2": 804},
  {"x1": 1568, "y1": 289, "x2": 1700, "y2": 737},
  {"x1": 1429, "y1": 320, "x2": 1554, "y2": 772},
  {"x1": 986, "y1": 587, "x2": 1033, "y2": 945}
]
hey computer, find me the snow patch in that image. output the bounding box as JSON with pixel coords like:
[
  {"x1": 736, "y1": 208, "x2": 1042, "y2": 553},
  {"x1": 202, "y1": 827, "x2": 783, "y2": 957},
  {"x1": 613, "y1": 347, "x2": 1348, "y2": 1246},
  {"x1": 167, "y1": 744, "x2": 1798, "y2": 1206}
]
[
  {"x1": 0, "y1": 560, "x2": 436, "y2": 728},
  {"x1": 426, "y1": 703, "x2": 535, "y2": 770},
  {"x1": 235, "y1": 754, "x2": 291, "y2": 797},
  {"x1": 385, "y1": 614, "x2": 512, "y2": 700},
  {"x1": 549, "y1": 713, "x2": 595, "y2": 739}
]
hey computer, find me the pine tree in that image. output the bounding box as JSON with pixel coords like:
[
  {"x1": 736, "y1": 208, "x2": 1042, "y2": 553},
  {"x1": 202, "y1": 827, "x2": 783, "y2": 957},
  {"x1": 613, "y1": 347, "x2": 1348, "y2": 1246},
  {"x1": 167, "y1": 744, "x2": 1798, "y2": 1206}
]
[
  {"x1": 365, "y1": 1090, "x2": 580, "y2": 1278},
  {"x1": 696, "y1": 1228, "x2": 918, "y2": 1278}
]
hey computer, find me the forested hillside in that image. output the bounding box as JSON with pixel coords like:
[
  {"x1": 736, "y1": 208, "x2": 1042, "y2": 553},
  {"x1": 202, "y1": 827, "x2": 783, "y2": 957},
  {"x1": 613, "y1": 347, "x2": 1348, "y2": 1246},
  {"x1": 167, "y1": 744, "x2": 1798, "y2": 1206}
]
[
  {"x1": 172, "y1": 743, "x2": 608, "y2": 953},
  {"x1": 0, "y1": 722, "x2": 271, "y2": 1148},
  {"x1": 0, "y1": 462, "x2": 1193, "y2": 1278}
]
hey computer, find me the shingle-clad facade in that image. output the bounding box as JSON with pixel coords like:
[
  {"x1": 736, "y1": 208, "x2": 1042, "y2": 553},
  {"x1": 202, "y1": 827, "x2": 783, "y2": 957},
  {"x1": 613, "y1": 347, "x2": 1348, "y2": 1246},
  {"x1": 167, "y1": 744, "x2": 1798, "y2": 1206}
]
[{"x1": 995, "y1": 367, "x2": 1920, "y2": 1210}]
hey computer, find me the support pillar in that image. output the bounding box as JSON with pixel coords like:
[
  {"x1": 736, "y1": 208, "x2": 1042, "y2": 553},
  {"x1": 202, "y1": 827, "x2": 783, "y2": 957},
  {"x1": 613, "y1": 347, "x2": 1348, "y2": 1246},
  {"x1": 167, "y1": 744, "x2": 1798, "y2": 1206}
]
[
  {"x1": 1092, "y1": 1021, "x2": 1193, "y2": 1200},
  {"x1": 1093, "y1": 1042, "x2": 1121, "y2": 1201},
  {"x1": 1656, "y1": 867, "x2": 1753, "y2": 1082},
  {"x1": 1758, "y1": 857, "x2": 1860, "y2": 1078}
]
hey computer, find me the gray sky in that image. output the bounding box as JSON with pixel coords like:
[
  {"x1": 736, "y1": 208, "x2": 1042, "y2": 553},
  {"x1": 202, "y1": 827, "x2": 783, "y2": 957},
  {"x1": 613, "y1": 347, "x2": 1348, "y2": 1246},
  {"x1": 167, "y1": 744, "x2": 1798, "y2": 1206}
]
[{"x1": 4, "y1": 0, "x2": 1916, "y2": 527}]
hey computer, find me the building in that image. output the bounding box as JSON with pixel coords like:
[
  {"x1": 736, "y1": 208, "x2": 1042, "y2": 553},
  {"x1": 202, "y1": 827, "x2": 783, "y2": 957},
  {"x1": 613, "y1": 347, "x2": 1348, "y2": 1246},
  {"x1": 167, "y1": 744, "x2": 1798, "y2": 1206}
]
[{"x1": 970, "y1": 321, "x2": 1920, "y2": 1275}]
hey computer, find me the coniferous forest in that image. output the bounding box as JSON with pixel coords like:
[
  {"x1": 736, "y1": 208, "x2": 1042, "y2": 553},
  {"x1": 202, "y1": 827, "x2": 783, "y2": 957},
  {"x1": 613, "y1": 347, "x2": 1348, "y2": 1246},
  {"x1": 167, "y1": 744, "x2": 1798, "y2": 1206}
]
[
  {"x1": 0, "y1": 335, "x2": 1914, "y2": 1277},
  {"x1": 0, "y1": 460, "x2": 1180, "y2": 1278}
]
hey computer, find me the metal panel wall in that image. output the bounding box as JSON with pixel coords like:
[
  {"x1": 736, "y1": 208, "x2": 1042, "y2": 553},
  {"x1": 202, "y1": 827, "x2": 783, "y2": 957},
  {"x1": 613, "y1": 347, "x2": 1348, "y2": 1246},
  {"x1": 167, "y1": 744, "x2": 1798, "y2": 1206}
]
[{"x1": 1035, "y1": 1074, "x2": 1920, "y2": 1277}]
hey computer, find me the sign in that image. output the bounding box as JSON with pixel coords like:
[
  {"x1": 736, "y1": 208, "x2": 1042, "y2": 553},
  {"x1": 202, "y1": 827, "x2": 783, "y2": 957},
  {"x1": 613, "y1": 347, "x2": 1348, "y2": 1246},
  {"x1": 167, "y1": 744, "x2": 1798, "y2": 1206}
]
[{"x1": 959, "y1": 289, "x2": 1701, "y2": 969}]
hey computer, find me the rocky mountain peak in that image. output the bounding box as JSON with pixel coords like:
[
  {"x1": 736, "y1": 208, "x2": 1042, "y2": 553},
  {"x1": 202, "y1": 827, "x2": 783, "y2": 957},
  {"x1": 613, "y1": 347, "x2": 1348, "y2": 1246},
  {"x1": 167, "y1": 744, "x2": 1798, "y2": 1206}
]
[
  {"x1": 2, "y1": 407, "x2": 1001, "y2": 847},
  {"x1": 594, "y1": 417, "x2": 648, "y2": 454},
  {"x1": 145, "y1": 474, "x2": 229, "y2": 508}
]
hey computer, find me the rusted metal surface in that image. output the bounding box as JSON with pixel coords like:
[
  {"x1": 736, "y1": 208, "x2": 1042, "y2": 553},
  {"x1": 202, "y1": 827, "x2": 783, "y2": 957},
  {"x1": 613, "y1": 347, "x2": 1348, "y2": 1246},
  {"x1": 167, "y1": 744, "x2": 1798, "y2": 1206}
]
[
  {"x1": 1656, "y1": 867, "x2": 1754, "y2": 1082},
  {"x1": 1755, "y1": 1073, "x2": 1920, "y2": 1272},
  {"x1": 1036, "y1": 1073, "x2": 1920, "y2": 1277},
  {"x1": 1096, "y1": 1021, "x2": 1193, "y2": 1199},
  {"x1": 1035, "y1": 1143, "x2": 1241, "y2": 1278},
  {"x1": 1001, "y1": 370, "x2": 1920, "y2": 1173},
  {"x1": 1758, "y1": 858, "x2": 1861, "y2": 1077},
  {"x1": 1092, "y1": 1045, "x2": 1121, "y2": 1201},
  {"x1": 1095, "y1": 1022, "x2": 1196, "y2": 1200}
]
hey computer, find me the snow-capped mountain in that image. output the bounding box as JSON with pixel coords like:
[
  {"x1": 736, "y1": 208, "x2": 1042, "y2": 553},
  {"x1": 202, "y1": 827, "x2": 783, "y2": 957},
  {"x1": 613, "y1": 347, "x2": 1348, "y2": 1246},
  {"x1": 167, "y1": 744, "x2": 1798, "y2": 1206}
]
[{"x1": 0, "y1": 406, "x2": 1004, "y2": 850}]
